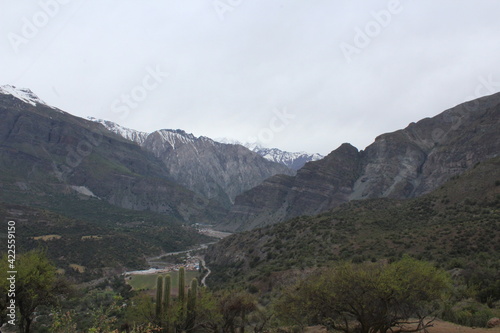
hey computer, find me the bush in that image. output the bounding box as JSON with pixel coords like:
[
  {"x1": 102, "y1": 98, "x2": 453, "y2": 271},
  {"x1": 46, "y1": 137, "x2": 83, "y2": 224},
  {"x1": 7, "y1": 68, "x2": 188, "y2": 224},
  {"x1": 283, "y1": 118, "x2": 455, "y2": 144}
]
[
  {"x1": 275, "y1": 257, "x2": 451, "y2": 333},
  {"x1": 442, "y1": 300, "x2": 495, "y2": 328}
]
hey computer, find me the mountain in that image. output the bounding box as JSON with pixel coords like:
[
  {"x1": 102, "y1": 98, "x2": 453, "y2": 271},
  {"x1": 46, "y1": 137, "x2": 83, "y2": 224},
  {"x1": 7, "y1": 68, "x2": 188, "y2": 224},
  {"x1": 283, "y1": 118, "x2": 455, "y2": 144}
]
[
  {"x1": 92, "y1": 119, "x2": 295, "y2": 206},
  {"x1": 248, "y1": 146, "x2": 323, "y2": 170},
  {"x1": 0, "y1": 85, "x2": 51, "y2": 107},
  {"x1": 216, "y1": 139, "x2": 324, "y2": 170},
  {"x1": 205, "y1": 155, "x2": 500, "y2": 289},
  {"x1": 219, "y1": 92, "x2": 500, "y2": 231},
  {"x1": 0, "y1": 85, "x2": 226, "y2": 223},
  {"x1": 88, "y1": 117, "x2": 149, "y2": 144},
  {"x1": 0, "y1": 86, "x2": 221, "y2": 278}
]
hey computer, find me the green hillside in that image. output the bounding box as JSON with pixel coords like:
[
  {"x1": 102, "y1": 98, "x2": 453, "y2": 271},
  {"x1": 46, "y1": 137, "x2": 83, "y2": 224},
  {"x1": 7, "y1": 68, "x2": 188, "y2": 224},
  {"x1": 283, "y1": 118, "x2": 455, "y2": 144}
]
[
  {"x1": 206, "y1": 157, "x2": 500, "y2": 302},
  {"x1": 0, "y1": 199, "x2": 212, "y2": 282}
]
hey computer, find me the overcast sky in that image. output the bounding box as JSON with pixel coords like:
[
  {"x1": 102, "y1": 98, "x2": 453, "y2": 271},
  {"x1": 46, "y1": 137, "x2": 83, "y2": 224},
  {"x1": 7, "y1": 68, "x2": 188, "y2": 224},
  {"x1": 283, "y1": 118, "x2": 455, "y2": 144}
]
[{"x1": 1, "y1": 1, "x2": 499, "y2": 155}]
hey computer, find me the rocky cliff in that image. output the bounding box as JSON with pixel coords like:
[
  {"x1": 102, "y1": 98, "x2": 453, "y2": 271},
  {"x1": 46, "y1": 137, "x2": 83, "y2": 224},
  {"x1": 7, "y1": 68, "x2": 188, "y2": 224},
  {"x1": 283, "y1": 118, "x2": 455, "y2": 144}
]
[{"x1": 220, "y1": 92, "x2": 500, "y2": 231}]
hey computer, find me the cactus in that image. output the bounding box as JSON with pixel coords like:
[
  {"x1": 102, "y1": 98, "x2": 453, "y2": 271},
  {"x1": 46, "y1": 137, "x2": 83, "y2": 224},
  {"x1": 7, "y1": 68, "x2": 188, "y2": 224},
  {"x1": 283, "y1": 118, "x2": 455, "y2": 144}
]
[
  {"x1": 177, "y1": 267, "x2": 186, "y2": 325},
  {"x1": 178, "y1": 267, "x2": 185, "y2": 304},
  {"x1": 163, "y1": 275, "x2": 171, "y2": 317},
  {"x1": 163, "y1": 275, "x2": 171, "y2": 333},
  {"x1": 186, "y1": 278, "x2": 198, "y2": 330},
  {"x1": 155, "y1": 275, "x2": 163, "y2": 320}
]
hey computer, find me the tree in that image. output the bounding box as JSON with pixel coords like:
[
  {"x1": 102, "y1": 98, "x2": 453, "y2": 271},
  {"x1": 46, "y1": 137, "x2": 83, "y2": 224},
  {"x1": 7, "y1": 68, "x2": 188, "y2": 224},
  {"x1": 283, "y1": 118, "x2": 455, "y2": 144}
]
[
  {"x1": 0, "y1": 249, "x2": 68, "y2": 333},
  {"x1": 275, "y1": 257, "x2": 451, "y2": 333},
  {"x1": 217, "y1": 290, "x2": 257, "y2": 333}
]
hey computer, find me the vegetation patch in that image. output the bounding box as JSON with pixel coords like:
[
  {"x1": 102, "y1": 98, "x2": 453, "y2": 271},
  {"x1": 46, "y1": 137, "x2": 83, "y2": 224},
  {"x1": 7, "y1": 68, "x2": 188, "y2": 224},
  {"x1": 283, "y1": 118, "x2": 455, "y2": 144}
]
[
  {"x1": 81, "y1": 235, "x2": 102, "y2": 240},
  {"x1": 69, "y1": 264, "x2": 86, "y2": 273},
  {"x1": 32, "y1": 234, "x2": 62, "y2": 241}
]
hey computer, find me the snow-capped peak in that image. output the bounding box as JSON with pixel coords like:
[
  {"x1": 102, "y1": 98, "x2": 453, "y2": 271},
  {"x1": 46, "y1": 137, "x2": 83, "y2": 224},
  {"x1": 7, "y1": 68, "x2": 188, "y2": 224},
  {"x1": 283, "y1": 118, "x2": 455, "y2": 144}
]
[
  {"x1": 214, "y1": 138, "x2": 262, "y2": 150},
  {"x1": 154, "y1": 129, "x2": 198, "y2": 149},
  {"x1": 215, "y1": 138, "x2": 324, "y2": 170},
  {"x1": 88, "y1": 118, "x2": 202, "y2": 149},
  {"x1": 0, "y1": 85, "x2": 48, "y2": 107},
  {"x1": 88, "y1": 117, "x2": 149, "y2": 145}
]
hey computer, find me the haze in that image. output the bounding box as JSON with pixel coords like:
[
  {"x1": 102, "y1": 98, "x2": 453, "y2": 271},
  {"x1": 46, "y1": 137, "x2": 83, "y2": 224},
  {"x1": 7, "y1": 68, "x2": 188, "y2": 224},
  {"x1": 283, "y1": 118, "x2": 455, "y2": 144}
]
[{"x1": 1, "y1": 0, "x2": 499, "y2": 155}]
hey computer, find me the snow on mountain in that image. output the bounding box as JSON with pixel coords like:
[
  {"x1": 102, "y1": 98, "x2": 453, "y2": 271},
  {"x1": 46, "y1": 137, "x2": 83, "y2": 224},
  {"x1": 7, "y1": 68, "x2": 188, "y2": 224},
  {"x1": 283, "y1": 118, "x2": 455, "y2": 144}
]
[
  {"x1": 90, "y1": 119, "x2": 323, "y2": 170},
  {"x1": 215, "y1": 138, "x2": 323, "y2": 170},
  {"x1": 155, "y1": 129, "x2": 197, "y2": 149},
  {"x1": 0, "y1": 85, "x2": 50, "y2": 107},
  {"x1": 89, "y1": 118, "x2": 201, "y2": 149},
  {"x1": 255, "y1": 147, "x2": 323, "y2": 170},
  {"x1": 88, "y1": 117, "x2": 149, "y2": 145}
]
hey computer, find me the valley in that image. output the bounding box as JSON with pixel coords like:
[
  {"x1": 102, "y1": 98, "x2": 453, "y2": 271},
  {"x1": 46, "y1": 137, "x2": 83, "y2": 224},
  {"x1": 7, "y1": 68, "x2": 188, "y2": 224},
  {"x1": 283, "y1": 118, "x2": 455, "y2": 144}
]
[
  {"x1": 0, "y1": 86, "x2": 499, "y2": 332},
  {"x1": 124, "y1": 226, "x2": 230, "y2": 289}
]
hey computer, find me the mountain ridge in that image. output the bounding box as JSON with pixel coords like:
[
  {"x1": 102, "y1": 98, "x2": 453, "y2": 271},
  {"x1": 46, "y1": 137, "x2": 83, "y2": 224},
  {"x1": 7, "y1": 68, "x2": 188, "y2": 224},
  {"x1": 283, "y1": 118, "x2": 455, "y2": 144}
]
[
  {"x1": 90, "y1": 117, "x2": 295, "y2": 206},
  {"x1": 216, "y1": 138, "x2": 324, "y2": 170},
  {"x1": 219, "y1": 92, "x2": 500, "y2": 231},
  {"x1": 0, "y1": 86, "x2": 227, "y2": 223}
]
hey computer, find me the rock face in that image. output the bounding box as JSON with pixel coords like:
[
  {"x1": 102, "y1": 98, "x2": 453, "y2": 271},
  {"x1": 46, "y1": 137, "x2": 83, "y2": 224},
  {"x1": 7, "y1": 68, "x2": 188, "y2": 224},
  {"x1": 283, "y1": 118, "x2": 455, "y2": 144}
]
[
  {"x1": 94, "y1": 121, "x2": 295, "y2": 207},
  {"x1": 220, "y1": 92, "x2": 500, "y2": 231},
  {"x1": 0, "y1": 87, "x2": 226, "y2": 223},
  {"x1": 141, "y1": 130, "x2": 295, "y2": 207}
]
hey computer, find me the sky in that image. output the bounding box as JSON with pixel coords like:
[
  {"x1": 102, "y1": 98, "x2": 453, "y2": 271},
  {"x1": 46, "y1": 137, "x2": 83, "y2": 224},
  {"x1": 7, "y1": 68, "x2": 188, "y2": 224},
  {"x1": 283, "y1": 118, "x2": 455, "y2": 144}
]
[{"x1": 1, "y1": 0, "x2": 500, "y2": 155}]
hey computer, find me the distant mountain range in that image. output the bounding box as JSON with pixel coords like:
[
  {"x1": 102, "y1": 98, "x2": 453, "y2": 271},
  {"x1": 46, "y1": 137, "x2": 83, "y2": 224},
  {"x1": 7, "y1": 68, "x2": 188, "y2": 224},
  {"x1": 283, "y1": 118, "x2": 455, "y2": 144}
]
[
  {"x1": 89, "y1": 118, "x2": 295, "y2": 206},
  {"x1": 215, "y1": 138, "x2": 324, "y2": 170},
  {"x1": 88, "y1": 119, "x2": 324, "y2": 172},
  {"x1": 2, "y1": 83, "x2": 500, "y2": 280}
]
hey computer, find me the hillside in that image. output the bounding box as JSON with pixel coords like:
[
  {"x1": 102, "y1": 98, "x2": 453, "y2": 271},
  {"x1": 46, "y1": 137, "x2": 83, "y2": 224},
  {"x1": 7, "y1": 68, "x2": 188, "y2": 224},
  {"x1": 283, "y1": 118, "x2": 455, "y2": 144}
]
[
  {"x1": 0, "y1": 87, "x2": 226, "y2": 223},
  {"x1": 0, "y1": 201, "x2": 212, "y2": 282},
  {"x1": 220, "y1": 92, "x2": 500, "y2": 231},
  {"x1": 206, "y1": 156, "x2": 500, "y2": 294}
]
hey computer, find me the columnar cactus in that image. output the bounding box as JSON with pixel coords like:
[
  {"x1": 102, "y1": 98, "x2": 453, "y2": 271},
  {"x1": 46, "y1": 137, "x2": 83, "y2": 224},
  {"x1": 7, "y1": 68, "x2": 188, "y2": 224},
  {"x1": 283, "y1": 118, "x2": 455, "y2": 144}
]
[
  {"x1": 155, "y1": 275, "x2": 163, "y2": 320},
  {"x1": 186, "y1": 278, "x2": 198, "y2": 330},
  {"x1": 163, "y1": 274, "x2": 171, "y2": 317},
  {"x1": 178, "y1": 267, "x2": 185, "y2": 304}
]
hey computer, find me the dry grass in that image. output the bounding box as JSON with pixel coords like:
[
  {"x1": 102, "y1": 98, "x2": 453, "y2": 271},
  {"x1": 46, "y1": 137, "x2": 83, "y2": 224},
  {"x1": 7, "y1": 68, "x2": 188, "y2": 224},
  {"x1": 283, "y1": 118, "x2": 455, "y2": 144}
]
[
  {"x1": 406, "y1": 319, "x2": 500, "y2": 333},
  {"x1": 81, "y1": 235, "x2": 102, "y2": 240},
  {"x1": 305, "y1": 320, "x2": 500, "y2": 333},
  {"x1": 69, "y1": 264, "x2": 86, "y2": 273},
  {"x1": 32, "y1": 234, "x2": 61, "y2": 241}
]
